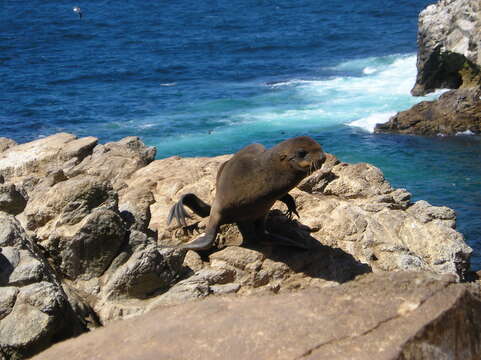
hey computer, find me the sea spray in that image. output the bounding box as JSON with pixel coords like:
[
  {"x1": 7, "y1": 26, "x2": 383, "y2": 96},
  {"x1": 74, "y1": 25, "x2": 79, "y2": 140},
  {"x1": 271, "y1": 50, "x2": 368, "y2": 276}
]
[{"x1": 152, "y1": 54, "x2": 442, "y2": 157}]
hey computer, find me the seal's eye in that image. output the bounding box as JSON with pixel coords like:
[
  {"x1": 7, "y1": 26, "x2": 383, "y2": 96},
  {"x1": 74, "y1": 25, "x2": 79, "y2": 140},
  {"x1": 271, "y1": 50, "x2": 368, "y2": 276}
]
[{"x1": 297, "y1": 150, "x2": 308, "y2": 158}]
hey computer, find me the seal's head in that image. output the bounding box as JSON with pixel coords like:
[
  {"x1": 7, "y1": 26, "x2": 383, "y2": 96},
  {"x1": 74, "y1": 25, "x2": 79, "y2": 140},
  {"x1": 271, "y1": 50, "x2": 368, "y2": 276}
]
[{"x1": 276, "y1": 136, "x2": 325, "y2": 174}]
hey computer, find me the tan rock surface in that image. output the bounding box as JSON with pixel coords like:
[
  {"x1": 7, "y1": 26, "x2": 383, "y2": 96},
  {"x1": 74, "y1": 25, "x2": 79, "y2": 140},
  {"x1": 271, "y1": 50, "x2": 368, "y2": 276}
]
[
  {"x1": 32, "y1": 272, "x2": 481, "y2": 360},
  {"x1": 0, "y1": 214, "x2": 85, "y2": 360},
  {"x1": 0, "y1": 134, "x2": 476, "y2": 359},
  {"x1": 129, "y1": 153, "x2": 471, "y2": 282},
  {"x1": 0, "y1": 133, "x2": 97, "y2": 183}
]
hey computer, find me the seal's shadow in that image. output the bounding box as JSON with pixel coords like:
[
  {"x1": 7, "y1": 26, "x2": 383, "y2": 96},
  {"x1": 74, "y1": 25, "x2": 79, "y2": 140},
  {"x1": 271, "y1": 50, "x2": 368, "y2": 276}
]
[{"x1": 241, "y1": 210, "x2": 371, "y2": 284}]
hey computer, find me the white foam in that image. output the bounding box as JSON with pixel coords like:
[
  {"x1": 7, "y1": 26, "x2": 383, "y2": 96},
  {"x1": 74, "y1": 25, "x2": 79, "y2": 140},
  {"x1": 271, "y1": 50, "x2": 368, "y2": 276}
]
[
  {"x1": 207, "y1": 55, "x2": 443, "y2": 135},
  {"x1": 160, "y1": 83, "x2": 176, "y2": 87},
  {"x1": 150, "y1": 53, "x2": 448, "y2": 154},
  {"x1": 267, "y1": 79, "x2": 310, "y2": 88},
  {"x1": 362, "y1": 67, "x2": 377, "y2": 75},
  {"x1": 348, "y1": 112, "x2": 397, "y2": 133},
  {"x1": 237, "y1": 107, "x2": 326, "y2": 122},
  {"x1": 456, "y1": 129, "x2": 475, "y2": 136},
  {"x1": 138, "y1": 123, "x2": 155, "y2": 129},
  {"x1": 279, "y1": 55, "x2": 419, "y2": 98}
]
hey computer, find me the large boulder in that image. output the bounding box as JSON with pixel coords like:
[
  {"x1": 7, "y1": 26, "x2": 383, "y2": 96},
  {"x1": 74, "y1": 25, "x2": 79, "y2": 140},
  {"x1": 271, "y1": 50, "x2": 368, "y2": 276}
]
[
  {"x1": 412, "y1": 0, "x2": 481, "y2": 96},
  {"x1": 16, "y1": 173, "x2": 184, "y2": 325},
  {"x1": 66, "y1": 136, "x2": 156, "y2": 191},
  {"x1": 0, "y1": 213, "x2": 85, "y2": 360},
  {"x1": 31, "y1": 271, "x2": 481, "y2": 360},
  {"x1": 0, "y1": 133, "x2": 98, "y2": 184},
  {"x1": 18, "y1": 176, "x2": 125, "y2": 280}
]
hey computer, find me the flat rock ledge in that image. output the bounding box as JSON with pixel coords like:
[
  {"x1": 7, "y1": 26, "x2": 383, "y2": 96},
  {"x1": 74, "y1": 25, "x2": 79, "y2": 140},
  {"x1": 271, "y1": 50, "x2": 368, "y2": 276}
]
[
  {"x1": 0, "y1": 133, "x2": 475, "y2": 359},
  {"x1": 33, "y1": 272, "x2": 481, "y2": 360}
]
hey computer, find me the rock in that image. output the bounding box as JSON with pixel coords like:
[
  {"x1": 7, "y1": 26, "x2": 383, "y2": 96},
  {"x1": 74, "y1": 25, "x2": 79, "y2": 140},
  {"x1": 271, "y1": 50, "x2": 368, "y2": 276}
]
[
  {"x1": 31, "y1": 272, "x2": 481, "y2": 360},
  {"x1": 3, "y1": 248, "x2": 46, "y2": 286},
  {"x1": 146, "y1": 154, "x2": 471, "y2": 281},
  {"x1": 54, "y1": 208, "x2": 127, "y2": 280},
  {"x1": 90, "y1": 244, "x2": 185, "y2": 324},
  {"x1": 375, "y1": 88, "x2": 481, "y2": 135},
  {"x1": 126, "y1": 154, "x2": 227, "y2": 237},
  {"x1": 0, "y1": 134, "x2": 475, "y2": 359},
  {"x1": 17, "y1": 175, "x2": 128, "y2": 281},
  {"x1": 0, "y1": 214, "x2": 86, "y2": 360},
  {"x1": 0, "y1": 287, "x2": 18, "y2": 320},
  {"x1": 0, "y1": 213, "x2": 28, "y2": 248},
  {"x1": 146, "y1": 271, "x2": 213, "y2": 307},
  {"x1": 118, "y1": 185, "x2": 155, "y2": 232},
  {"x1": 0, "y1": 138, "x2": 16, "y2": 153},
  {"x1": 0, "y1": 133, "x2": 98, "y2": 183},
  {"x1": 322, "y1": 162, "x2": 393, "y2": 198},
  {"x1": 66, "y1": 136, "x2": 156, "y2": 191},
  {"x1": 103, "y1": 245, "x2": 183, "y2": 300},
  {"x1": 17, "y1": 175, "x2": 126, "y2": 281},
  {"x1": 412, "y1": 0, "x2": 481, "y2": 96},
  {"x1": 377, "y1": 1, "x2": 481, "y2": 135},
  {"x1": 20, "y1": 176, "x2": 118, "y2": 232},
  {"x1": 1, "y1": 303, "x2": 54, "y2": 359},
  {"x1": 0, "y1": 183, "x2": 27, "y2": 215}
]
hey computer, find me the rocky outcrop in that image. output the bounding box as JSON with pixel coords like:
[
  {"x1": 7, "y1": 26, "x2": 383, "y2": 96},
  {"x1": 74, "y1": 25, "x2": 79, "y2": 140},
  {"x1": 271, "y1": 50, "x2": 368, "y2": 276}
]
[
  {"x1": 0, "y1": 213, "x2": 85, "y2": 360},
  {"x1": 411, "y1": 0, "x2": 481, "y2": 96},
  {"x1": 375, "y1": 87, "x2": 481, "y2": 135},
  {"x1": 145, "y1": 153, "x2": 471, "y2": 283},
  {"x1": 0, "y1": 133, "x2": 475, "y2": 358},
  {"x1": 32, "y1": 271, "x2": 481, "y2": 360},
  {"x1": 376, "y1": 0, "x2": 481, "y2": 136}
]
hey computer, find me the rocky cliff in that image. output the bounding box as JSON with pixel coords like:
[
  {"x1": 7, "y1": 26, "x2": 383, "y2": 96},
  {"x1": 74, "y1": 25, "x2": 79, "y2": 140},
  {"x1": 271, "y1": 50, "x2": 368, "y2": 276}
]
[
  {"x1": 411, "y1": 0, "x2": 481, "y2": 96},
  {"x1": 0, "y1": 133, "x2": 476, "y2": 359},
  {"x1": 375, "y1": 0, "x2": 481, "y2": 136}
]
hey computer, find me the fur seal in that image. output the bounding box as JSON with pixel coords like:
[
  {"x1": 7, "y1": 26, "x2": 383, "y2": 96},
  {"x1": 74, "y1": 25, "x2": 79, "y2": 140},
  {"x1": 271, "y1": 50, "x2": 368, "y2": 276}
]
[{"x1": 167, "y1": 136, "x2": 325, "y2": 251}]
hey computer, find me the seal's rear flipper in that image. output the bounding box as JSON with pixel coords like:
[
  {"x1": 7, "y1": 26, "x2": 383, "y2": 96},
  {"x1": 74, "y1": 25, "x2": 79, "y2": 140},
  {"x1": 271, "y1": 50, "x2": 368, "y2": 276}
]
[
  {"x1": 167, "y1": 193, "x2": 211, "y2": 227},
  {"x1": 181, "y1": 232, "x2": 217, "y2": 251}
]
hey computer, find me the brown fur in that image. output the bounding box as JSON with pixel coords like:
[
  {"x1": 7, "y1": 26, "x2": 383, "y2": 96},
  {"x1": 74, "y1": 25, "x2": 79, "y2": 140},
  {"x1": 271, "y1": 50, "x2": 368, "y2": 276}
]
[{"x1": 168, "y1": 136, "x2": 325, "y2": 250}]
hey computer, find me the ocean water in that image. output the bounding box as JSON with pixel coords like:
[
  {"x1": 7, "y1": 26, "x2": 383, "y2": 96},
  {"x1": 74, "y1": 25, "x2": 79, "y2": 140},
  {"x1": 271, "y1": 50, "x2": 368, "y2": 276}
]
[{"x1": 1, "y1": 0, "x2": 480, "y2": 269}]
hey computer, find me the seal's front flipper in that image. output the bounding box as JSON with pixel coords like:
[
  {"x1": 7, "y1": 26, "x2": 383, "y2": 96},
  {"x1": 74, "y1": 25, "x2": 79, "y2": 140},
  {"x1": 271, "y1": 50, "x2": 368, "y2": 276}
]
[
  {"x1": 278, "y1": 193, "x2": 299, "y2": 220},
  {"x1": 167, "y1": 193, "x2": 211, "y2": 227}
]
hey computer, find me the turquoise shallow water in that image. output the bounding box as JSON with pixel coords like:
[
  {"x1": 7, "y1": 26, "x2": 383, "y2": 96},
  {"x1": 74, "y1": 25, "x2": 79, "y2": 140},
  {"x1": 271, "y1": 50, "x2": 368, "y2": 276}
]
[{"x1": 1, "y1": 0, "x2": 480, "y2": 269}]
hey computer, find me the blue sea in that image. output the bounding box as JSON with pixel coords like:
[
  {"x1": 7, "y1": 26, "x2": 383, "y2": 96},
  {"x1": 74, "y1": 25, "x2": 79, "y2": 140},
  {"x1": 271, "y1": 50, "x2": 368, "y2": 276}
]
[{"x1": 1, "y1": 0, "x2": 480, "y2": 269}]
